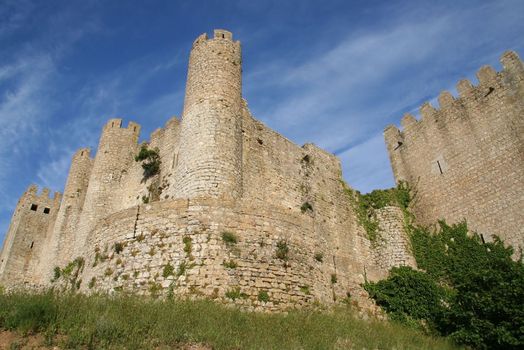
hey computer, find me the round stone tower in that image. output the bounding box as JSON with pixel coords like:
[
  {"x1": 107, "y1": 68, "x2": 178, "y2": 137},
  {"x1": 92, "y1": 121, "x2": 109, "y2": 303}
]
[{"x1": 173, "y1": 29, "x2": 243, "y2": 200}]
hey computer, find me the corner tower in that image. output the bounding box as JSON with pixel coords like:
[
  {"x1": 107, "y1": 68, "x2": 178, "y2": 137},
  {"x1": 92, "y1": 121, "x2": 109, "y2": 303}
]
[{"x1": 173, "y1": 29, "x2": 243, "y2": 200}]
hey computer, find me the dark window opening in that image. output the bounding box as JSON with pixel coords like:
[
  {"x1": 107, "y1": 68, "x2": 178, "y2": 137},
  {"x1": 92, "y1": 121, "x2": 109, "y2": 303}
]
[
  {"x1": 394, "y1": 141, "x2": 403, "y2": 150},
  {"x1": 43, "y1": 207, "x2": 50, "y2": 214},
  {"x1": 30, "y1": 204, "x2": 38, "y2": 211},
  {"x1": 80, "y1": 151, "x2": 83, "y2": 156},
  {"x1": 111, "y1": 122, "x2": 114, "y2": 127},
  {"x1": 436, "y1": 160, "x2": 443, "y2": 174},
  {"x1": 257, "y1": 138, "x2": 263, "y2": 145},
  {"x1": 221, "y1": 34, "x2": 225, "y2": 38},
  {"x1": 30, "y1": 241, "x2": 34, "y2": 249},
  {"x1": 134, "y1": 126, "x2": 137, "y2": 131},
  {"x1": 484, "y1": 87, "x2": 495, "y2": 97}
]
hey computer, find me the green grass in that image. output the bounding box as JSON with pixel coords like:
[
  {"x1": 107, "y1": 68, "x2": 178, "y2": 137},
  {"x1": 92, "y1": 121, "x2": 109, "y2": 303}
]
[{"x1": 0, "y1": 291, "x2": 462, "y2": 350}]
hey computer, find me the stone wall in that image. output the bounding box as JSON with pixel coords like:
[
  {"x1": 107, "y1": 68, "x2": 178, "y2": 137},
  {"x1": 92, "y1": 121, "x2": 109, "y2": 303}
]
[
  {"x1": 77, "y1": 198, "x2": 382, "y2": 311},
  {"x1": 385, "y1": 51, "x2": 524, "y2": 250}
]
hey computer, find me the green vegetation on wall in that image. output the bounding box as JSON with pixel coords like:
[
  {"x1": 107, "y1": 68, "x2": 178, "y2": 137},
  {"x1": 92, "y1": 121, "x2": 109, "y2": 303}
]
[
  {"x1": 365, "y1": 221, "x2": 524, "y2": 350},
  {"x1": 135, "y1": 144, "x2": 161, "y2": 180},
  {"x1": 344, "y1": 181, "x2": 411, "y2": 241}
]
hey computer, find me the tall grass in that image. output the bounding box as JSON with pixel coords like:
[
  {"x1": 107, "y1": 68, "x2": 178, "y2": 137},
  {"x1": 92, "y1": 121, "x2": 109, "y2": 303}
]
[{"x1": 0, "y1": 291, "x2": 462, "y2": 349}]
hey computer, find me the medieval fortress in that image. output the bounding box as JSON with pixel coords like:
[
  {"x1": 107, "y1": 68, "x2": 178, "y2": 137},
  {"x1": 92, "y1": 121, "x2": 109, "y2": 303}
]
[{"x1": 0, "y1": 30, "x2": 522, "y2": 311}]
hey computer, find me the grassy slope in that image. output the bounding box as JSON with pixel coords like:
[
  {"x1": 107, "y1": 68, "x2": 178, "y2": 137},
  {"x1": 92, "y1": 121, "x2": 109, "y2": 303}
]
[{"x1": 0, "y1": 292, "x2": 462, "y2": 349}]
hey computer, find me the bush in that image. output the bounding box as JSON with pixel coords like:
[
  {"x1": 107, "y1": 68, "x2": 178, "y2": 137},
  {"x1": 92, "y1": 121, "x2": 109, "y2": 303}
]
[
  {"x1": 314, "y1": 252, "x2": 323, "y2": 262},
  {"x1": 114, "y1": 242, "x2": 124, "y2": 254},
  {"x1": 300, "y1": 202, "x2": 313, "y2": 213},
  {"x1": 258, "y1": 290, "x2": 270, "y2": 303},
  {"x1": 367, "y1": 221, "x2": 524, "y2": 349},
  {"x1": 135, "y1": 144, "x2": 161, "y2": 180},
  {"x1": 221, "y1": 231, "x2": 238, "y2": 245},
  {"x1": 162, "y1": 263, "x2": 174, "y2": 278},
  {"x1": 276, "y1": 240, "x2": 289, "y2": 261},
  {"x1": 364, "y1": 266, "x2": 447, "y2": 327}
]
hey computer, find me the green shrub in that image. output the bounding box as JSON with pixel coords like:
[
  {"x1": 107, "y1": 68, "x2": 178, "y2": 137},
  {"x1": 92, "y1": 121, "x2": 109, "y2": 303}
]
[
  {"x1": 135, "y1": 144, "x2": 161, "y2": 180},
  {"x1": 364, "y1": 266, "x2": 446, "y2": 327},
  {"x1": 225, "y1": 287, "x2": 248, "y2": 301},
  {"x1": 314, "y1": 252, "x2": 323, "y2": 262},
  {"x1": 177, "y1": 261, "x2": 187, "y2": 276},
  {"x1": 162, "y1": 263, "x2": 174, "y2": 278},
  {"x1": 345, "y1": 181, "x2": 411, "y2": 241},
  {"x1": 183, "y1": 236, "x2": 192, "y2": 254},
  {"x1": 114, "y1": 242, "x2": 124, "y2": 254},
  {"x1": 330, "y1": 274, "x2": 337, "y2": 284},
  {"x1": 300, "y1": 202, "x2": 313, "y2": 213},
  {"x1": 257, "y1": 290, "x2": 270, "y2": 303},
  {"x1": 276, "y1": 240, "x2": 289, "y2": 261},
  {"x1": 299, "y1": 285, "x2": 310, "y2": 295},
  {"x1": 88, "y1": 277, "x2": 96, "y2": 289},
  {"x1": 52, "y1": 267, "x2": 61, "y2": 282},
  {"x1": 221, "y1": 231, "x2": 238, "y2": 245},
  {"x1": 367, "y1": 221, "x2": 524, "y2": 349},
  {"x1": 223, "y1": 260, "x2": 238, "y2": 269}
]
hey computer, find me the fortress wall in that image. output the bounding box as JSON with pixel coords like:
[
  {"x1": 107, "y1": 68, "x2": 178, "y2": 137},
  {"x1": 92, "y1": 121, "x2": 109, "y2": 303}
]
[
  {"x1": 385, "y1": 51, "x2": 524, "y2": 249},
  {"x1": 372, "y1": 206, "x2": 416, "y2": 274},
  {"x1": 0, "y1": 186, "x2": 61, "y2": 286},
  {"x1": 74, "y1": 119, "x2": 141, "y2": 256},
  {"x1": 77, "y1": 198, "x2": 381, "y2": 310},
  {"x1": 171, "y1": 30, "x2": 243, "y2": 200}
]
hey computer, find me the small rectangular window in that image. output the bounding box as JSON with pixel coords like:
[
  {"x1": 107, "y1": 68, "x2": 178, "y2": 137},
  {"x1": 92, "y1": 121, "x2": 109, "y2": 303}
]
[
  {"x1": 30, "y1": 241, "x2": 34, "y2": 249},
  {"x1": 43, "y1": 207, "x2": 50, "y2": 214},
  {"x1": 30, "y1": 204, "x2": 38, "y2": 211}
]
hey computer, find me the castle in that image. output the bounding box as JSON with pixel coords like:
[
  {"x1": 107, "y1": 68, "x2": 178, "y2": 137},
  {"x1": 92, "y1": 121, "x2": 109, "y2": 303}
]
[{"x1": 0, "y1": 30, "x2": 522, "y2": 311}]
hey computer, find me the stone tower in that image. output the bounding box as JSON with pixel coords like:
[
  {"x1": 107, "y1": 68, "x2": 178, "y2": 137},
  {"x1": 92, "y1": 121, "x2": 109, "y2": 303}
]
[
  {"x1": 173, "y1": 29, "x2": 243, "y2": 200},
  {"x1": 73, "y1": 119, "x2": 141, "y2": 253}
]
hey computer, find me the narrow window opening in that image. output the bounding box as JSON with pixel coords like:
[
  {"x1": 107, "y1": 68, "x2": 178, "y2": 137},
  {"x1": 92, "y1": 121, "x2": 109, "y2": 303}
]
[
  {"x1": 30, "y1": 204, "x2": 38, "y2": 211},
  {"x1": 394, "y1": 141, "x2": 403, "y2": 150},
  {"x1": 257, "y1": 138, "x2": 263, "y2": 145},
  {"x1": 80, "y1": 151, "x2": 83, "y2": 156},
  {"x1": 436, "y1": 160, "x2": 443, "y2": 174},
  {"x1": 480, "y1": 234, "x2": 486, "y2": 244},
  {"x1": 134, "y1": 126, "x2": 137, "y2": 132},
  {"x1": 30, "y1": 241, "x2": 34, "y2": 249},
  {"x1": 221, "y1": 34, "x2": 225, "y2": 38},
  {"x1": 484, "y1": 87, "x2": 495, "y2": 97},
  {"x1": 43, "y1": 207, "x2": 50, "y2": 214},
  {"x1": 111, "y1": 122, "x2": 114, "y2": 127}
]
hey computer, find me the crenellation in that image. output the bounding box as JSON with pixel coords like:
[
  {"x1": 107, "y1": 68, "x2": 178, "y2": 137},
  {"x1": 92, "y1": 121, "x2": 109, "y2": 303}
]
[
  {"x1": 438, "y1": 91, "x2": 455, "y2": 109},
  {"x1": 400, "y1": 113, "x2": 417, "y2": 130},
  {"x1": 476, "y1": 65, "x2": 498, "y2": 86},
  {"x1": 386, "y1": 51, "x2": 524, "y2": 250}
]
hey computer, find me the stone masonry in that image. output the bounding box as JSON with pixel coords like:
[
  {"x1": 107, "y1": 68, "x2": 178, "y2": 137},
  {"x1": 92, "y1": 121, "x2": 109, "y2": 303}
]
[
  {"x1": 4, "y1": 29, "x2": 518, "y2": 310},
  {"x1": 385, "y1": 51, "x2": 523, "y2": 251}
]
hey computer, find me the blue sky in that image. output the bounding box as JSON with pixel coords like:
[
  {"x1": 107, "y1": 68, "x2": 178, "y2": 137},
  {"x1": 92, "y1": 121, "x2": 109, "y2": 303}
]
[{"x1": 0, "y1": 0, "x2": 523, "y2": 244}]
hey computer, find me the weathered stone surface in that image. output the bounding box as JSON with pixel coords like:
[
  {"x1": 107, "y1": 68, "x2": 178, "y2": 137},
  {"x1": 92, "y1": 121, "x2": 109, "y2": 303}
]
[{"x1": 385, "y1": 51, "x2": 524, "y2": 250}]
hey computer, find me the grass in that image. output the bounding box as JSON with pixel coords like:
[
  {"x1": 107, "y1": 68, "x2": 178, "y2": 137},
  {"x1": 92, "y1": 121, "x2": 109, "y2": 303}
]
[{"x1": 0, "y1": 291, "x2": 462, "y2": 350}]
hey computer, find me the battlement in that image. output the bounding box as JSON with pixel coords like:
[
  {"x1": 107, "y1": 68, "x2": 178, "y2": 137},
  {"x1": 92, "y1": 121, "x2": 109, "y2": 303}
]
[
  {"x1": 103, "y1": 118, "x2": 141, "y2": 135},
  {"x1": 385, "y1": 50, "x2": 523, "y2": 251},
  {"x1": 192, "y1": 29, "x2": 240, "y2": 48},
  {"x1": 385, "y1": 51, "x2": 523, "y2": 143},
  {"x1": 24, "y1": 185, "x2": 61, "y2": 202}
]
